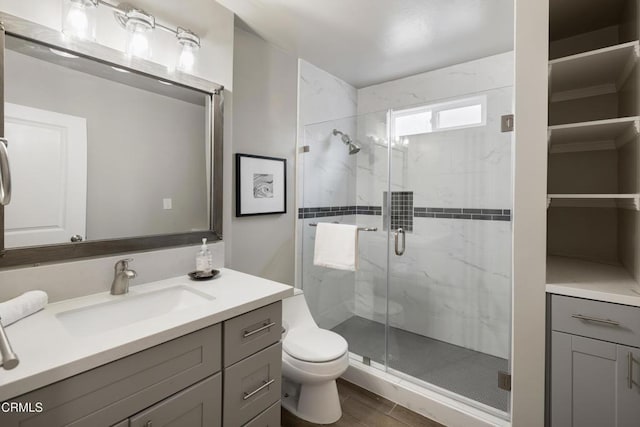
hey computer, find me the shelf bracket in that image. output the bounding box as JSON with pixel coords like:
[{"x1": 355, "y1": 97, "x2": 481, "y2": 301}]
[
  {"x1": 634, "y1": 44, "x2": 640, "y2": 59},
  {"x1": 546, "y1": 196, "x2": 551, "y2": 209},
  {"x1": 634, "y1": 119, "x2": 640, "y2": 135}
]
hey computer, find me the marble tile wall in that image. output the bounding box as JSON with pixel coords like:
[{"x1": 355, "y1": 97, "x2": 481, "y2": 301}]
[
  {"x1": 357, "y1": 52, "x2": 514, "y2": 115},
  {"x1": 297, "y1": 52, "x2": 514, "y2": 358},
  {"x1": 297, "y1": 60, "x2": 358, "y2": 328}
]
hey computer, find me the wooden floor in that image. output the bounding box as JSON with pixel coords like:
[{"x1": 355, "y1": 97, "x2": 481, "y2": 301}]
[{"x1": 281, "y1": 379, "x2": 445, "y2": 427}]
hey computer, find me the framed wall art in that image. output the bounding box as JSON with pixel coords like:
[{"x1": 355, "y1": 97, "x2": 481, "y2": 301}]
[{"x1": 235, "y1": 153, "x2": 287, "y2": 216}]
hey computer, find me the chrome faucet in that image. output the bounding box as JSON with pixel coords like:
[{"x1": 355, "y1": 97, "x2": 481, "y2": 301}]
[{"x1": 110, "y1": 258, "x2": 137, "y2": 295}]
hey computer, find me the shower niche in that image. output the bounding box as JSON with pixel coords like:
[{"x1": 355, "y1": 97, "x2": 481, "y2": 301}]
[{"x1": 546, "y1": 0, "x2": 640, "y2": 289}]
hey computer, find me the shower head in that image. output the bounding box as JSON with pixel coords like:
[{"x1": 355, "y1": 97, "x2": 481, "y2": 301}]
[{"x1": 332, "y1": 129, "x2": 360, "y2": 155}]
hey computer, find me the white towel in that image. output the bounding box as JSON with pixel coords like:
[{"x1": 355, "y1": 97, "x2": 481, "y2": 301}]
[
  {"x1": 313, "y1": 223, "x2": 359, "y2": 271},
  {"x1": 0, "y1": 291, "x2": 48, "y2": 327}
]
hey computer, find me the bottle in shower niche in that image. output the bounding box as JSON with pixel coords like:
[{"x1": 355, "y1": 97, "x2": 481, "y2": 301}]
[{"x1": 196, "y1": 238, "x2": 213, "y2": 273}]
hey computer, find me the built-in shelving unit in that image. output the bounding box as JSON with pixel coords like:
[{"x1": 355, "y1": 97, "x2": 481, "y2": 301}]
[
  {"x1": 547, "y1": 2, "x2": 640, "y2": 423},
  {"x1": 546, "y1": 0, "x2": 640, "y2": 291}
]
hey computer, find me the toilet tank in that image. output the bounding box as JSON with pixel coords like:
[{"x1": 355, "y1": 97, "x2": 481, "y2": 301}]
[{"x1": 282, "y1": 288, "x2": 318, "y2": 331}]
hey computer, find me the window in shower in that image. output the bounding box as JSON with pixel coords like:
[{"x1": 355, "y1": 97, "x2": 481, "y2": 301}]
[{"x1": 393, "y1": 95, "x2": 487, "y2": 137}]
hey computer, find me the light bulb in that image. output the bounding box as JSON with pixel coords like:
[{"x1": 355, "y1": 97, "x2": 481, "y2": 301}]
[
  {"x1": 126, "y1": 30, "x2": 151, "y2": 59},
  {"x1": 177, "y1": 45, "x2": 196, "y2": 72},
  {"x1": 122, "y1": 9, "x2": 154, "y2": 60},
  {"x1": 62, "y1": 0, "x2": 97, "y2": 41},
  {"x1": 175, "y1": 28, "x2": 200, "y2": 73}
]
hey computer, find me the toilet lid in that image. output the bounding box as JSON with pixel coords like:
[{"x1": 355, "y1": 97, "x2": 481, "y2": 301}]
[{"x1": 283, "y1": 328, "x2": 348, "y2": 362}]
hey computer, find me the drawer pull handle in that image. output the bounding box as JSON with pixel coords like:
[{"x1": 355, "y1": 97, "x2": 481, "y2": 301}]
[
  {"x1": 629, "y1": 352, "x2": 639, "y2": 389},
  {"x1": 243, "y1": 378, "x2": 275, "y2": 400},
  {"x1": 243, "y1": 322, "x2": 276, "y2": 338},
  {"x1": 571, "y1": 314, "x2": 620, "y2": 326},
  {"x1": 145, "y1": 422, "x2": 152, "y2": 427}
]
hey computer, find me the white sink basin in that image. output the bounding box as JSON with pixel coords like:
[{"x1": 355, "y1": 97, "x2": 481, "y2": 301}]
[{"x1": 56, "y1": 285, "x2": 215, "y2": 336}]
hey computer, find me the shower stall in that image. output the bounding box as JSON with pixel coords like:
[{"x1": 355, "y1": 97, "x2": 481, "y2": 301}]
[{"x1": 298, "y1": 85, "x2": 513, "y2": 418}]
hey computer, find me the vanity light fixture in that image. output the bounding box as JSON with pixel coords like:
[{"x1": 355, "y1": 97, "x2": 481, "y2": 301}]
[
  {"x1": 176, "y1": 28, "x2": 200, "y2": 72},
  {"x1": 61, "y1": 0, "x2": 201, "y2": 69},
  {"x1": 120, "y1": 7, "x2": 155, "y2": 59}
]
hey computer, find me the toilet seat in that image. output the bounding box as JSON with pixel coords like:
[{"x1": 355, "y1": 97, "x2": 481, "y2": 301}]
[{"x1": 283, "y1": 327, "x2": 348, "y2": 362}]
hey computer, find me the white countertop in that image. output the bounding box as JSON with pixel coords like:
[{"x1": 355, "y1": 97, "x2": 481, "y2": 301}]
[
  {"x1": 0, "y1": 268, "x2": 293, "y2": 401},
  {"x1": 546, "y1": 255, "x2": 640, "y2": 307}
]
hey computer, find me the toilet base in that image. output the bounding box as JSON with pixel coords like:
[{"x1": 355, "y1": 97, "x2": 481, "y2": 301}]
[{"x1": 282, "y1": 379, "x2": 342, "y2": 424}]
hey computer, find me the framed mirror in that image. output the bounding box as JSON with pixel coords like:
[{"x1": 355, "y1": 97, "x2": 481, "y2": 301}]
[{"x1": 0, "y1": 12, "x2": 223, "y2": 268}]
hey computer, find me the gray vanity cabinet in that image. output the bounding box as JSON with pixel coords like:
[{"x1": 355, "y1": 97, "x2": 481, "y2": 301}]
[
  {"x1": 550, "y1": 295, "x2": 640, "y2": 427},
  {"x1": 3, "y1": 324, "x2": 222, "y2": 427},
  {"x1": 2, "y1": 300, "x2": 284, "y2": 427}
]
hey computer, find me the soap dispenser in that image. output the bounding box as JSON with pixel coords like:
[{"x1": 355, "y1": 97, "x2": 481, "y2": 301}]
[{"x1": 196, "y1": 238, "x2": 213, "y2": 273}]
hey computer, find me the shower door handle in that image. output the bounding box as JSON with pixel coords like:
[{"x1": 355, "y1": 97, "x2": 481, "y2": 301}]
[{"x1": 394, "y1": 228, "x2": 405, "y2": 256}]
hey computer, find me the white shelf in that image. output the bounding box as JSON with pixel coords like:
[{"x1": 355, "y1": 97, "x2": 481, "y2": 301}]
[
  {"x1": 548, "y1": 117, "x2": 639, "y2": 153},
  {"x1": 547, "y1": 193, "x2": 640, "y2": 210},
  {"x1": 546, "y1": 255, "x2": 640, "y2": 307},
  {"x1": 549, "y1": 41, "x2": 639, "y2": 100}
]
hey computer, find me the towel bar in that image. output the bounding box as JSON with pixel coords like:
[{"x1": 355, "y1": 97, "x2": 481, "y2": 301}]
[{"x1": 309, "y1": 222, "x2": 377, "y2": 232}]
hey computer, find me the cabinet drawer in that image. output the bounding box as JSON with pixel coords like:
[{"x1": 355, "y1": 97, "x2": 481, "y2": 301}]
[
  {"x1": 243, "y1": 401, "x2": 281, "y2": 427},
  {"x1": 223, "y1": 302, "x2": 282, "y2": 367},
  {"x1": 551, "y1": 295, "x2": 640, "y2": 347},
  {"x1": 223, "y1": 342, "x2": 282, "y2": 426},
  {"x1": 4, "y1": 324, "x2": 221, "y2": 427},
  {"x1": 130, "y1": 374, "x2": 221, "y2": 427}
]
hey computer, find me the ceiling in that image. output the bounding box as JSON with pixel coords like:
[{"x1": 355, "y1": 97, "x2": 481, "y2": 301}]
[{"x1": 217, "y1": 0, "x2": 514, "y2": 88}]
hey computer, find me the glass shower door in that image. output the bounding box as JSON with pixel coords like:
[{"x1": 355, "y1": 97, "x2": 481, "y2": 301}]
[
  {"x1": 299, "y1": 93, "x2": 513, "y2": 416},
  {"x1": 385, "y1": 88, "x2": 514, "y2": 415}
]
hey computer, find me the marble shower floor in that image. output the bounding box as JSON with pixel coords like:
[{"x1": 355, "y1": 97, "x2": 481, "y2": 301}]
[{"x1": 331, "y1": 316, "x2": 509, "y2": 412}]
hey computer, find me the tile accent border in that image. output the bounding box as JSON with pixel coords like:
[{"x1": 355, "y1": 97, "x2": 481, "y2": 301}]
[
  {"x1": 298, "y1": 206, "x2": 382, "y2": 219},
  {"x1": 298, "y1": 206, "x2": 511, "y2": 221},
  {"x1": 415, "y1": 207, "x2": 511, "y2": 221}
]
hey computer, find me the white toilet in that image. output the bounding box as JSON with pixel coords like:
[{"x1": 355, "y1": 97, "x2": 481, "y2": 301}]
[{"x1": 281, "y1": 289, "x2": 349, "y2": 424}]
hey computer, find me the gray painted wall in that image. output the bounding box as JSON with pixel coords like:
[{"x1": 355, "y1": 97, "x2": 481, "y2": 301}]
[
  {"x1": 229, "y1": 25, "x2": 298, "y2": 285},
  {"x1": 5, "y1": 50, "x2": 208, "y2": 241}
]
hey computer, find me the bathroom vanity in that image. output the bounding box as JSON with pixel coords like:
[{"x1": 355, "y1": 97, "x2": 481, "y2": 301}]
[{"x1": 0, "y1": 269, "x2": 292, "y2": 426}]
